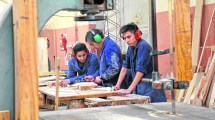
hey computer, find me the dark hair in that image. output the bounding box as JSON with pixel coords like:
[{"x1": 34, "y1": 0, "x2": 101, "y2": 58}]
[
  {"x1": 72, "y1": 43, "x2": 88, "y2": 55},
  {"x1": 85, "y1": 29, "x2": 104, "y2": 42},
  {"x1": 119, "y1": 22, "x2": 140, "y2": 35}
]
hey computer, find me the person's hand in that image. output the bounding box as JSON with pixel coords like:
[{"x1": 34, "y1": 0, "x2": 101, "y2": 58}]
[
  {"x1": 113, "y1": 84, "x2": 120, "y2": 91},
  {"x1": 84, "y1": 76, "x2": 94, "y2": 82},
  {"x1": 118, "y1": 89, "x2": 132, "y2": 95},
  {"x1": 94, "y1": 76, "x2": 103, "y2": 84},
  {"x1": 59, "y1": 79, "x2": 70, "y2": 87}
]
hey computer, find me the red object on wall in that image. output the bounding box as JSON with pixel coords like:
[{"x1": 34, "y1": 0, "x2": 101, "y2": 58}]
[{"x1": 60, "y1": 36, "x2": 67, "y2": 52}]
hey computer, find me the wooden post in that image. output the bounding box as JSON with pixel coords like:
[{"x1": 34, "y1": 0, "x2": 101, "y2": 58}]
[
  {"x1": 13, "y1": 0, "x2": 39, "y2": 119},
  {"x1": 55, "y1": 57, "x2": 60, "y2": 110},
  {"x1": 0, "y1": 111, "x2": 10, "y2": 120}
]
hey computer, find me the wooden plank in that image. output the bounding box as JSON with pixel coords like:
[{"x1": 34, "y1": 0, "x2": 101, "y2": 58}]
[
  {"x1": 191, "y1": 0, "x2": 204, "y2": 70},
  {"x1": 208, "y1": 83, "x2": 215, "y2": 108},
  {"x1": 0, "y1": 111, "x2": 10, "y2": 120},
  {"x1": 85, "y1": 94, "x2": 150, "y2": 107},
  {"x1": 38, "y1": 71, "x2": 66, "y2": 77},
  {"x1": 174, "y1": 0, "x2": 192, "y2": 81},
  {"x1": 78, "y1": 84, "x2": 98, "y2": 90},
  {"x1": 13, "y1": 0, "x2": 38, "y2": 120},
  {"x1": 184, "y1": 72, "x2": 205, "y2": 103},
  {"x1": 176, "y1": 89, "x2": 185, "y2": 102},
  {"x1": 205, "y1": 56, "x2": 212, "y2": 74},
  {"x1": 38, "y1": 37, "x2": 49, "y2": 73}
]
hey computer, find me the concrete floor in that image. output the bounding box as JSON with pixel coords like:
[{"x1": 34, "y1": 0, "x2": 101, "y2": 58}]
[{"x1": 39, "y1": 102, "x2": 215, "y2": 120}]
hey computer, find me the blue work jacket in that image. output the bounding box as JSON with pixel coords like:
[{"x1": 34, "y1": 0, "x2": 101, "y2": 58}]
[
  {"x1": 99, "y1": 36, "x2": 126, "y2": 88},
  {"x1": 123, "y1": 39, "x2": 166, "y2": 102},
  {"x1": 65, "y1": 53, "x2": 99, "y2": 83}
]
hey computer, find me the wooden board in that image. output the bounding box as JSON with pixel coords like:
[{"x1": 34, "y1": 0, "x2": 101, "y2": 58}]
[
  {"x1": 39, "y1": 86, "x2": 120, "y2": 101},
  {"x1": 38, "y1": 71, "x2": 66, "y2": 77},
  {"x1": 0, "y1": 111, "x2": 10, "y2": 120},
  {"x1": 38, "y1": 37, "x2": 49, "y2": 73},
  {"x1": 174, "y1": 0, "x2": 192, "y2": 81},
  {"x1": 85, "y1": 94, "x2": 150, "y2": 107},
  {"x1": 13, "y1": 0, "x2": 39, "y2": 119},
  {"x1": 191, "y1": 0, "x2": 204, "y2": 70}
]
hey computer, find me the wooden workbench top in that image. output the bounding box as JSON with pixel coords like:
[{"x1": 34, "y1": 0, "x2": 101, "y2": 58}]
[{"x1": 39, "y1": 86, "x2": 120, "y2": 101}]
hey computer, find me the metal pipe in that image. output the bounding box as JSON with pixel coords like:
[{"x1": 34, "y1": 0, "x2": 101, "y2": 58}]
[{"x1": 151, "y1": 0, "x2": 158, "y2": 71}]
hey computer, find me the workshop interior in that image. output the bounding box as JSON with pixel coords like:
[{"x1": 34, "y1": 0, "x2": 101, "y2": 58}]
[{"x1": 0, "y1": 0, "x2": 215, "y2": 120}]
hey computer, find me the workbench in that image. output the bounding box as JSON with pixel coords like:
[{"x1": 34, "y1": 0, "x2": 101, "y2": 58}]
[
  {"x1": 39, "y1": 84, "x2": 150, "y2": 109},
  {"x1": 39, "y1": 102, "x2": 215, "y2": 120}
]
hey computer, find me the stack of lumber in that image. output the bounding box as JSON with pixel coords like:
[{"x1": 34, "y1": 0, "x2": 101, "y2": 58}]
[{"x1": 183, "y1": 48, "x2": 215, "y2": 108}]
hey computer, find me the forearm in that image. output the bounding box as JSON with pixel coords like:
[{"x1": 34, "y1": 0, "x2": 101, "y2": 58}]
[
  {"x1": 127, "y1": 71, "x2": 144, "y2": 92},
  {"x1": 116, "y1": 67, "x2": 127, "y2": 86},
  {"x1": 101, "y1": 68, "x2": 119, "y2": 81}
]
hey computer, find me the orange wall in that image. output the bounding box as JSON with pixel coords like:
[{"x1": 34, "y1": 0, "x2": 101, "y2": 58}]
[
  {"x1": 39, "y1": 24, "x2": 95, "y2": 71},
  {"x1": 157, "y1": 3, "x2": 215, "y2": 77}
]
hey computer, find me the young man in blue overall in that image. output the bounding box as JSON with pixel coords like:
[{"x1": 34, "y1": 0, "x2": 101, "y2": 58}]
[
  {"x1": 84, "y1": 29, "x2": 127, "y2": 88},
  {"x1": 114, "y1": 23, "x2": 166, "y2": 102},
  {"x1": 60, "y1": 43, "x2": 99, "y2": 86}
]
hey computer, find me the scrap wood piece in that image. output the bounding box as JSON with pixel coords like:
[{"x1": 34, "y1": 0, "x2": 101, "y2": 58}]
[
  {"x1": 208, "y1": 83, "x2": 215, "y2": 108},
  {"x1": 205, "y1": 56, "x2": 212, "y2": 74},
  {"x1": 67, "y1": 99, "x2": 86, "y2": 109},
  {"x1": 0, "y1": 110, "x2": 10, "y2": 120},
  {"x1": 78, "y1": 84, "x2": 98, "y2": 91},
  {"x1": 205, "y1": 50, "x2": 215, "y2": 74},
  {"x1": 190, "y1": 98, "x2": 202, "y2": 106},
  {"x1": 206, "y1": 74, "x2": 215, "y2": 107},
  {"x1": 70, "y1": 82, "x2": 98, "y2": 90},
  {"x1": 184, "y1": 72, "x2": 205, "y2": 103},
  {"x1": 91, "y1": 87, "x2": 112, "y2": 91}
]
